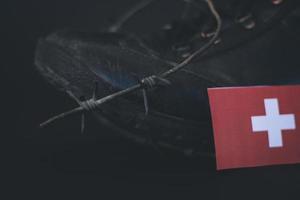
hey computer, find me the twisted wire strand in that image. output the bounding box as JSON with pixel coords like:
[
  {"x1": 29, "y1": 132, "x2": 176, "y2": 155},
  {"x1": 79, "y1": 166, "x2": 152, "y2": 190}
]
[{"x1": 40, "y1": 0, "x2": 221, "y2": 128}]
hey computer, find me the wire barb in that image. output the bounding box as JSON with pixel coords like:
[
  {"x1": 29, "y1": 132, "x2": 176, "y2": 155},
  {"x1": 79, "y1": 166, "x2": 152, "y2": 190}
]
[
  {"x1": 81, "y1": 114, "x2": 85, "y2": 134},
  {"x1": 92, "y1": 81, "x2": 98, "y2": 100},
  {"x1": 66, "y1": 89, "x2": 99, "y2": 133},
  {"x1": 142, "y1": 89, "x2": 149, "y2": 115},
  {"x1": 140, "y1": 75, "x2": 171, "y2": 89}
]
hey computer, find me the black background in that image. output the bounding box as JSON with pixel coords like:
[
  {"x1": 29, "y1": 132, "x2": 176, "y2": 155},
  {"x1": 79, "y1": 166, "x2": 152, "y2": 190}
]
[{"x1": 2, "y1": 0, "x2": 300, "y2": 199}]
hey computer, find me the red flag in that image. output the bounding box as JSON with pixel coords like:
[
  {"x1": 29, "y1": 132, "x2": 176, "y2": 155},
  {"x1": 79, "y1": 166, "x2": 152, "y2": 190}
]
[{"x1": 208, "y1": 85, "x2": 300, "y2": 170}]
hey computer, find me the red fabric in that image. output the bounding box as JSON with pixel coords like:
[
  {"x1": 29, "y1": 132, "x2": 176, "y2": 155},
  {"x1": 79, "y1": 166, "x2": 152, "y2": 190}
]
[{"x1": 208, "y1": 85, "x2": 300, "y2": 170}]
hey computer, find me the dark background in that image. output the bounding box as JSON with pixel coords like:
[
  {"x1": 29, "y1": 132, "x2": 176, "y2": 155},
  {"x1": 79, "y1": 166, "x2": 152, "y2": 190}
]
[{"x1": 2, "y1": 0, "x2": 300, "y2": 199}]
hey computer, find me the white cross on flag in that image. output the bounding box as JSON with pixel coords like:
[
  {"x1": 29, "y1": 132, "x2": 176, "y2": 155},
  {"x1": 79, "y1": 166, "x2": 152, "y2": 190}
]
[
  {"x1": 251, "y1": 98, "x2": 296, "y2": 148},
  {"x1": 208, "y1": 85, "x2": 300, "y2": 170}
]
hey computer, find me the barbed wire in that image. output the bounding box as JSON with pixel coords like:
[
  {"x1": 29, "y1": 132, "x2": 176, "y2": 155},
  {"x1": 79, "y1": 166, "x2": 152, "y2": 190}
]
[{"x1": 40, "y1": 0, "x2": 222, "y2": 129}]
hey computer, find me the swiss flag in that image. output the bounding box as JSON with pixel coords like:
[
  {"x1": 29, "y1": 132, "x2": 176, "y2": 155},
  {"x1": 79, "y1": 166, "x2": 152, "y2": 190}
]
[{"x1": 208, "y1": 85, "x2": 300, "y2": 170}]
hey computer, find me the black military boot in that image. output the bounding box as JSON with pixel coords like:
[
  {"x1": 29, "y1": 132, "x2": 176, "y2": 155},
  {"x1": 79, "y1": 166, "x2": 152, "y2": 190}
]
[{"x1": 35, "y1": 0, "x2": 300, "y2": 156}]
